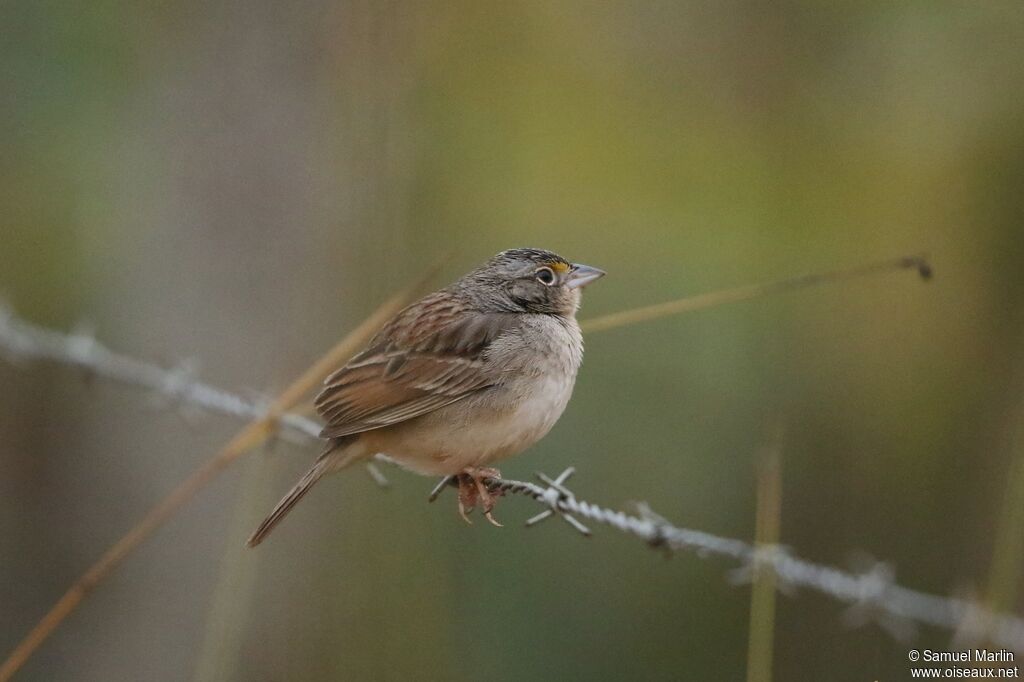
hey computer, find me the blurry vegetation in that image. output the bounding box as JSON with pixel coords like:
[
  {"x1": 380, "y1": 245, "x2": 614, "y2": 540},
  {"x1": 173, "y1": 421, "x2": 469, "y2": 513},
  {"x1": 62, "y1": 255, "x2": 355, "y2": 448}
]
[{"x1": 1, "y1": 2, "x2": 1023, "y2": 680}]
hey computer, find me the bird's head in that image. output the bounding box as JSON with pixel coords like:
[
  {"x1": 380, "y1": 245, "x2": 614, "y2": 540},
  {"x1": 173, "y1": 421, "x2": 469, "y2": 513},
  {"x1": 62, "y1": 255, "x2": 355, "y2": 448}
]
[{"x1": 460, "y1": 247, "x2": 605, "y2": 316}]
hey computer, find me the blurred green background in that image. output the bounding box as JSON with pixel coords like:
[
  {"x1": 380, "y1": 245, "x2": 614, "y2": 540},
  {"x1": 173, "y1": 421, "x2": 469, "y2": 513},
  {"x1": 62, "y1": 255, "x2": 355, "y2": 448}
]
[{"x1": 2, "y1": 2, "x2": 1023, "y2": 680}]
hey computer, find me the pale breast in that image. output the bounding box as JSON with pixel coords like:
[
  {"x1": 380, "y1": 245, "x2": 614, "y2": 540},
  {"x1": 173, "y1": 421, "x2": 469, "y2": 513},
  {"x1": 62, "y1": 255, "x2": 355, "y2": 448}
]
[{"x1": 364, "y1": 314, "x2": 584, "y2": 475}]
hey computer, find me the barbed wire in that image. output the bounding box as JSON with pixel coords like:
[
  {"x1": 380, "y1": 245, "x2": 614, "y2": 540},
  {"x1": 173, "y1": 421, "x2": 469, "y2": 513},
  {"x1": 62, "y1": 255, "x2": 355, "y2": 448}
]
[
  {"x1": 2, "y1": 305, "x2": 1022, "y2": 652},
  {"x1": 0, "y1": 305, "x2": 324, "y2": 442}
]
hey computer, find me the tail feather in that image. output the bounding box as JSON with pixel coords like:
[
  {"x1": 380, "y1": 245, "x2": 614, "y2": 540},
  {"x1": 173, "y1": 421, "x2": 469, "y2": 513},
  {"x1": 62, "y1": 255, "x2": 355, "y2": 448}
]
[{"x1": 247, "y1": 442, "x2": 359, "y2": 547}]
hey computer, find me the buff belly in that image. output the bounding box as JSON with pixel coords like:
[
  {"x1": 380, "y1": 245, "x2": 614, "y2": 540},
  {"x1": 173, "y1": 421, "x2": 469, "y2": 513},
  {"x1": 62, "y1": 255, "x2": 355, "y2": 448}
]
[{"x1": 359, "y1": 374, "x2": 576, "y2": 476}]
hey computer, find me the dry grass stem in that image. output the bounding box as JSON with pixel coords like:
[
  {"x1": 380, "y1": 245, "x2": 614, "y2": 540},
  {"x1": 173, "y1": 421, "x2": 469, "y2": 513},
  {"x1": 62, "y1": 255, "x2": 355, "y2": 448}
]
[
  {"x1": 746, "y1": 434, "x2": 784, "y2": 682},
  {"x1": 0, "y1": 265, "x2": 441, "y2": 682},
  {"x1": 581, "y1": 254, "x2": 931, "y2": 334},
  {"x1": 985, "y1": 365, "x2": 1024, "y2": 617}
]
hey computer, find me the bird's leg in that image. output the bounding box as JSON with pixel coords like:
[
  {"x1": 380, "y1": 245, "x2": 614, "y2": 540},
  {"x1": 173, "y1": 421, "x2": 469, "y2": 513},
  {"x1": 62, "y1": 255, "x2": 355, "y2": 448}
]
[{"x1": 455, "y1": 467, "x2": 504, "y2": 527}]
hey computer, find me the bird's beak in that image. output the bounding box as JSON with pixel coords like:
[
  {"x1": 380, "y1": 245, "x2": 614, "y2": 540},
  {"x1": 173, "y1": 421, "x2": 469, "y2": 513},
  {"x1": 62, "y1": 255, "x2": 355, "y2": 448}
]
[{"x1": 565, "y1": 263, "x2": 606, "y2": 290}]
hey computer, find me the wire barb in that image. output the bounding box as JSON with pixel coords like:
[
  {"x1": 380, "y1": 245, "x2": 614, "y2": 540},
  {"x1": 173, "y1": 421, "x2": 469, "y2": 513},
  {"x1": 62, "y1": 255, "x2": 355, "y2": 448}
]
[
  {"x1": 842, "y1": 561, "x2": 916, "y2": 642},
  {"x1": 427, "y1": 475, "x2": 455, "y2": 502},
  {"x1": 634, "y1": 501, "x2": 673, "y2": 553},
  {"x1": 522, "y1": 468, "x2": 592, "y2": 536},
  {"x1": 729, "y1": 544, "x2": 797, "y2": 596},
  {"x1": 364, "y1": 462, "x2": 391, "y2": 488}
]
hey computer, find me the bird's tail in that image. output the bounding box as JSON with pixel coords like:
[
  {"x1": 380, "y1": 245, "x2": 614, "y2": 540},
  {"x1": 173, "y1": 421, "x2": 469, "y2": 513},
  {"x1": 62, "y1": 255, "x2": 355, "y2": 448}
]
[{"x1": 246, "y1": 439, "x2": 360, "y2": 548}]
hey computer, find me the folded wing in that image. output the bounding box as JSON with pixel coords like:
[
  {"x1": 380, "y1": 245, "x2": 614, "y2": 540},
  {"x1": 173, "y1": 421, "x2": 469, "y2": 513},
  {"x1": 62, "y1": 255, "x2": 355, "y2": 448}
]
[{"x1": 314, "y1": 293, "x2": 519, "y2": 438}]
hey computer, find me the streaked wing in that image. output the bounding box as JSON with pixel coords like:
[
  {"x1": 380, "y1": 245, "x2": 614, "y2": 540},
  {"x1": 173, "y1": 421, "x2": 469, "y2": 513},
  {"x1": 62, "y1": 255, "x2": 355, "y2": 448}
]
[{"x1": 314, "y1": 293, "x2": 519, "y2": 439}]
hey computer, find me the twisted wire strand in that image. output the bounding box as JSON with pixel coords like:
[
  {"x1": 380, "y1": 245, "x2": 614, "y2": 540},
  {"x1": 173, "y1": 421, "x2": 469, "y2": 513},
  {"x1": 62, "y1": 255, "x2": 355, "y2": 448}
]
[
  {"x1": 2, "y1": 306, "x2": 1022, "y2": 650},
  {"x1": 0, "y1": 305, "x2": 323, "y2": 441}
]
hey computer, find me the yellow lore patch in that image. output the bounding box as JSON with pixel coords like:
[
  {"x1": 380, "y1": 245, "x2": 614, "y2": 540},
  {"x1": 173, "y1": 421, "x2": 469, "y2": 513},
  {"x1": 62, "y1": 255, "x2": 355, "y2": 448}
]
[{"x1": 547, "y1": 261, "x2": 570, "y2": 273}]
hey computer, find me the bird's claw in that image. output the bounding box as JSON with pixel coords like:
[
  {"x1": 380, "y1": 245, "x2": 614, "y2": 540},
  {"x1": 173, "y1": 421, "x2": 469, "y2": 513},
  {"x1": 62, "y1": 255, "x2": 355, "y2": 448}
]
[
  {"x1": 458, "y1": 500, "x2": 473, "y2": 525},
  {"x1": 455, "y1": 467, "x2": 504, "y2": 527}
]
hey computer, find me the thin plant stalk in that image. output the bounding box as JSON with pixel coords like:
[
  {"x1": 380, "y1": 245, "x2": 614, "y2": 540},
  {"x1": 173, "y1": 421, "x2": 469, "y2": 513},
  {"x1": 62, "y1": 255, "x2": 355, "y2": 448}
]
[
  {"x1": 582, "y1": 254, "x2": 931, "y2": 334},
  {"x1": 0, "y1": 267, "x2": 439, "y2": 682},
  {"x1": 746, "y1": 434, "x2": 783, "y2": 682},
  {"x1": 985, "y1": 366, "x2": 1024, "y2": 616},
  {"x1": 193, "y1": 454, "x2": 273, "y2": 682}
]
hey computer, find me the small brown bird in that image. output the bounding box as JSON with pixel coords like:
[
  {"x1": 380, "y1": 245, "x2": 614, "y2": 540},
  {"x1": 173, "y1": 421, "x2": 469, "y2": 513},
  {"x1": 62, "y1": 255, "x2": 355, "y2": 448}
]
[{"x1": 247, "y1": 248, "x2": 605, "y2": 546}]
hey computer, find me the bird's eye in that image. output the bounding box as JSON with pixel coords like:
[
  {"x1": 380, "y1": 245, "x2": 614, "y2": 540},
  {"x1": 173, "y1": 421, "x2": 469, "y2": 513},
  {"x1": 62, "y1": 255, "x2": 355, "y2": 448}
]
[{"x1": 535, "y1": 267, "x2": 556, "y2": 285}]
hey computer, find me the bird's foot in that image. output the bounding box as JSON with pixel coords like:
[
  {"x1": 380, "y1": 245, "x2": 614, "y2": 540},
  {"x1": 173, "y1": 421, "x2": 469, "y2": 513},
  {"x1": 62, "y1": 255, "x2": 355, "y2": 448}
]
[{"x1": 456, "y1": 467, "x2": 504, "y2": 527}]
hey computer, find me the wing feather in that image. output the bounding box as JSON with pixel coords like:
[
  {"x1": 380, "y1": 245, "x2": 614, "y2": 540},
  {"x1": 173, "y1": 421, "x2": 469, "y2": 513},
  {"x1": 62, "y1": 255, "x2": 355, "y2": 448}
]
[{"x1": 314, "y1": 296, "x2": 519, "y2": 439}]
